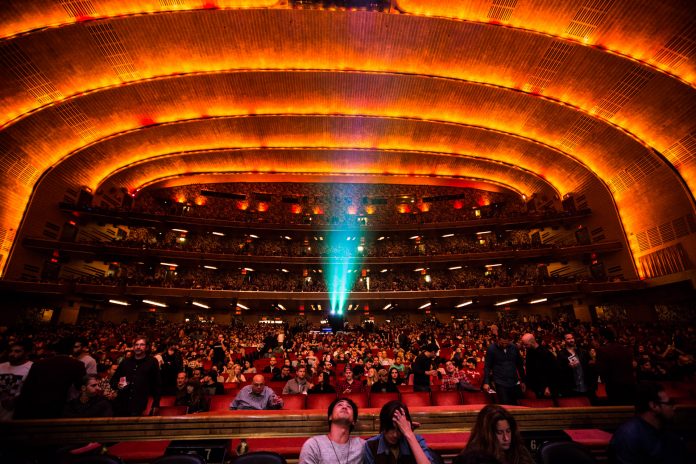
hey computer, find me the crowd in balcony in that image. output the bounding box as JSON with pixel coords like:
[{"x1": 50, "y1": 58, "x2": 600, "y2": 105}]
[{"x1": 119, "y1": 182, "x2": 561, "y2": 226}]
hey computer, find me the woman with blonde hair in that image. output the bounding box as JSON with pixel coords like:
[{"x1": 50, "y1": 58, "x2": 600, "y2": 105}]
[{"x1": 227, "y1": 363, "x2": 246, "y2": 383}]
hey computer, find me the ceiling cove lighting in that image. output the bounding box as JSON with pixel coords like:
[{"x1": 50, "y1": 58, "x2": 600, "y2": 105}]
[
  {"x1": 192, "y1": 301, "x2": 209, "y2": 309},
  {"x1": 529, "y1": 298, "x2": 548, "y2": 304},
  {"x1": 380, "y1": 268, "x2": 388, "y2": 273},
  {"x1": 418, "y1": 302, "x2": 432, "y2": 309},
  {"x1": 143, "y1": 299, "x2": 167, "y2": 307},
  {"x1": 171, "y1": 229, "x2": 188, "y2": 233},
  {"x1": 441, "y1": 233, "x2": 454, "y2": 237},
  {"x1": 448, "y1": 265, "x2": 462, "y2": 270},
  {"x1": 203, "y1": 265, "x2": 218, "y2": 270},
  {"x1": 236, "y1": 303, "x2": 249, "y2": 310},
  {"x1": 476, "y1": 231, "x2": 492, "y2": 235},
  {"x1": 456, "y1": 301, "x2": 473, "y2": 307},
  {"x1": 160, "y1": 262, "x2": 178, "y2": 267},
  {"x1": 212, "y1": 232, "x2": 225, "y2": 236},
  {"x1": 383, "y1": 303, "x2": 392, "y2": 310},
  {"x1": 495, "y1": 299, "x2": 518, "y2": 306},
  {"x1": 249, "y1": 234, "x2": 259, "y2": 238},
  {"x1": 108, "y1": 299, "x2": 130, "y2": 306},
  {"x1": 485, "y1": 263, "x2": 502, "y2": 267}
]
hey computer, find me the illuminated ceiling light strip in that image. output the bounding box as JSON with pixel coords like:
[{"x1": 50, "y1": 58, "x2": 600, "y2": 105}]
[
  {"x1": 441, "y1": 233, "x2": 454, "y2": 237},
  {"x1": 281, "y1": 268, "x2": 289, "y2": 273},
  {"x1": 143, "y1": 299, "x2": 167, "y2": 307},
  {"x1": 414, "y1": 268, "x2": 424, "y2": 272},
  {"x1": 409, "y1": 235, "x2": 420, "y2": 239},
  {"x1": 529, "y1": 298, "x2": 547, "y2": 304},
  {"x1": 418, "y1": 302, "x2": 432, "y2": 309},
  {"x1": 456, "y1": 301, "x2": 473, "y2": 307},
  {"x1": 448, "y1": 265, "x2": 462, "y2": 270},
  {"x1": 249, "y1": 234, "x2": 259, "y2": 238},
  {"x1": 203, "y1": 265, "x2": 218, "y2": 270},
  {"x1": 485, "y1": 263, "x2": 502, "y2": 267},
  {"x1": 212, "y1": 232, "x2": 225, "y2": 236},
  {"x1": 383, "y1": 303, "x2": 392, "y2": 310},
  {"x1": 494, "y1": 298, "x2": 518, "y2": 306},
  {"x1": 377, "y1": 236, "x2": 385, "y2": 240},
  {"x1": 243, "y1": 267, "x2": 254, "y2": 272},
  {"x1": 236, "y1": 303, "x2": 249, "y2": 310},
  {"x1": 160, "y1": 262, "x2": 178, "y2": 267},
  {"x1": 171, "y1": 228, "x2": 188, "y2": 233},
  {"x1": 192, "y1": 301, "x2": 209, "y2": 309},
  {"x1": 277, "y1": 304, "x2": 286, "y2": 311},
  {"x1": 380, "y1": 268, "x2": 388, "y2": 273},
  {"x1": 476, "y1": 231, "x2": 492, "y2": 235},
  {"x1": 108, "y1": 299, "x2": 130, "y2": 306}
]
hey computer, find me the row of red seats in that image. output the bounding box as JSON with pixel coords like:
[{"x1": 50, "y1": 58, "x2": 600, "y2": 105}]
[{"x1": 154, "y1": 390, "x2": 596, "y2": 415}]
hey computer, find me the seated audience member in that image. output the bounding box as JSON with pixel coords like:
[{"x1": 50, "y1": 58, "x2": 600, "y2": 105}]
[
  {"x1": 371, "y1": 369, "x2": 398, "y2": 393},
  {"x1": 338, "y1": 366, "x2": 365, "y2": 394},
  {"x1": 283, "y1": 366, "x2": 313, "y2": 394},
  {"x1": 97, "y1": 363, "x2": 119, "y2": 400},
  {"x1": 439, "y1": 361, "x2": 464, "y2": 391},
  {"x1": 609, "y1": 382, "x2": 688, "y2": 463},
  {"x1": 181, "y1": 380, "x2": 208, "y2": 413},
  {"x1": 273, "y1": 365, "x2": 293, "y2": 382},
  {"x1": 388, "y1": 367, "x2": 404, "y2": 388},
  {"x1": 63, "y1": 374, "x2": 113, "y2": 418},
  {"x1": 14, "y1": 338, "x2": 86, "y2": 419},
  {"x1": 459, "y1": 358, "x2": 483, "y2": 391},
  {"x1": 364, "y1": 367, "x2": 378, "y2": 389},
  {"x1": 0, "y1": 339, "x2": 33, "y2": 420},
  {"x1": 242, "y1": 360, "x2": 256, "y2": 374},
  {"x1": 309, "y1": 371, "x2": 336, "y2": 394},
  {"x1": 459, "y1": 404, "x2": 534, "y2": 464},
  {"x1": 364, "y1": 400, "x2": 436, "y2": 464},
  {"x1": 299, "y1": 397, "x2": 364, "y2": 463},
  {"x1": 201, "y1": 370, "x2": 224, "y2": 396},
  {"x1": 230, "y1": 374, "x2": 283, "y2": 410},
  {"x1": 174, "y1": 372, "x2": 189, "y2": 405},
  {"x1": 227, "y1": 363, "x2": 246, "y2": 383}
]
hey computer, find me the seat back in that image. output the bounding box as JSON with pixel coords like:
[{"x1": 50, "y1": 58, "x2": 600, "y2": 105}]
[
  {"x1": 431, "y1": 390, "x2": 462, "y2": 406},
  {"x1": 305, "y1": 393, "x2": 337, "y2": 410},
  {"x1": 153, "y1": 455, "x2": 207, "y2": 464},
  {"x1": 157, "y1": 405, "x2": 189, "y2": 416},
  {"x1": 233, "y1": 451, "x2": 288, "y2": 464},
  {"x1": 557, "y1": 396, "x2": 591, "y2": 408},
  {"x1": 460, "y1": 391, "x2": 491, "y2": 405},
  {"x1": 540, "y1": 441, "x2": 596, "y2": 464},
  {"x1": 209, "y1": 394, "x2": 236, "y2": 411},
  {"x1": 369, "y1": 392, "x2": 399, "y2": 409},
  {"x1": 400, "y1": 391, "x2": 431, "y2": 408},
  {"x1": 342, "y1": 392, "x2": 369, "y2": 409},
  {"x1": 280, "y1": 394, "x2": 306, "y2": 410},
  {"x1": 160, "y1": 396, "x2": 177, "y2": 407},
  {"x1": 518, "y1": 398, "x2": 555, "y2": 408}
]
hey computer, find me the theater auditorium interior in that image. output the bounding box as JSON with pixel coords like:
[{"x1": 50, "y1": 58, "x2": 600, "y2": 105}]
[{"x1": 0, "y1": 0, "x2": 695, "y2": 463}]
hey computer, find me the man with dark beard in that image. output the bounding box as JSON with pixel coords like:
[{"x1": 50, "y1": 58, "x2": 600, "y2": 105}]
[
  {"x1": 111, "y1": 336, "x2": 161, "y2": 416},
  {"x1": 557, "y1": 332, "x2": 595, "y2": 399}
]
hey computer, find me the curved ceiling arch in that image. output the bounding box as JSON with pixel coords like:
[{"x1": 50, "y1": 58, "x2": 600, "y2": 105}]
[
  {"x1": 2, "y1": 1, "x2": 694, "y2": 86},
  {"x1": 2, "y1": 9, "x2": 694, "y2": 161},
  {"x1": 96, "y1": 147, "x2": 558, "y2": 198}
]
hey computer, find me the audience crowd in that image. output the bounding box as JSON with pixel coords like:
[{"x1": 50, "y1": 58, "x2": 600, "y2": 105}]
[{"x1": 0, "y1": 314, "x2": 693, "y2": 420}]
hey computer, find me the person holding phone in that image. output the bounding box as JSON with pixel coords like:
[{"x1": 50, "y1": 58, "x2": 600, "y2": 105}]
[{"x1": 364, "y1": 400, "x2": 436, "y2": 464}]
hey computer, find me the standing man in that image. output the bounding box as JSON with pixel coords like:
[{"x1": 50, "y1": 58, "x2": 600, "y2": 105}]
[
  {"x1": 299, "y1": 397, "x2": 364, "y2": 463},
  {"x1": 609, "y1": 382, "x2": 688, "y2": 463},
  {"x1": 73, "y1": 337, "x2": 97, "y2": 375},
  {"x1": 557, "y1": 332, "x2": 595, "y2": 399},
  {"x1": 230, "y1": 374, "x2": 283, "y2": 410},
  {"x1": 597, "y1": 328, "x2": 635, "y2": 405},
  {"x1": 521, "y1": 333, "x2": 557, "y2": 399},
  {"x1": 14, "y1": 338, "x2": 86, "y2": 419},
  {"x1": 482, "y1": 333, "x2": 525, "y2": 405},
  {"x1": 412, "y1": 344, "x2": 439, "y2": 392},
  {"x1": 160, "y1": 345, "x2": 183, "y2": 395},
  {"x1": 0, "y1": 340, "x2": 33, "y2": 420},
  {"x1": 111, "y1": 335, "x2": 161, "y2": 416}
]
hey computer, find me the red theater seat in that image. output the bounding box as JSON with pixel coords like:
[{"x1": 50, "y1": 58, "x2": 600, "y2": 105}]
[
  {"x1": 397, "y1": 384, "x2": 413, "y2": 393},
  {"x1": 461, "y1": 391, "x2": 492, "y2": 405},
  {"x1": 369, "y1": 392, "x2": 399, "y2": 409},
  {"x1": 306, "y1": 393, "x2": 337, "y2": 410},
  {"x1": 108, "y1": 440, "x2": 171, "y2": 463},
  {"x1": 157, "y1": 405, "x2": 189, "y2": 416},
  {"x1": 280, "y1": 394, "x2": 306, "y2": 410},
  {"x1": 557, "y1": 396, "x2": 592, "y2": 407},
  {"x1": 431, "y1": 391, "x2": 462, "y2": 406},
  {"x1": 209, "y1": 394, "x2": 235, "y2": 411},
  {"x1": 564, "y1": 429, "x2": 612, "y2": 448},
  {"x1": 400, "y1": 392, "x2": 431, "y2": 408},
  {"x1": 343, "y1": 392, "x2": 369, "y2": 409},
  {"x1": 518, "y1": 398, "x2": 555, "y2": 408},
  {"x1": 159, "y1": 396, "x2": 176, "y2": 407}
]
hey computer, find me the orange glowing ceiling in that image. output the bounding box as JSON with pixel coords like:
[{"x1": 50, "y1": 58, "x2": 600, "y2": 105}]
[{"x1": 0, "y1": 2, "x2": 695, "y2": 278}]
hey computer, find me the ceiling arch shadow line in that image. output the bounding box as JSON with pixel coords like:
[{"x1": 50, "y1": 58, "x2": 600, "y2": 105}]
[
  {"x1": 0, "y1": 66, "x2": 671, "y2": 168},
  {"x1": 46, "y1": 112, "x2": 607, "y2": 195},
  {"x1": 1, "y1": 5, "x2": 689, "y2": 89},
  {"x1": 95, "y1": 146, "x2": 561, "y2": 197}
]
